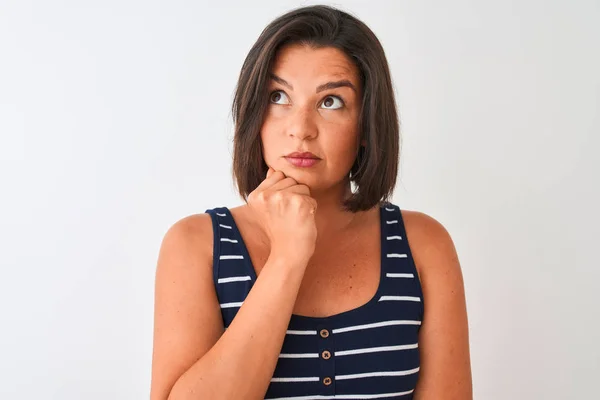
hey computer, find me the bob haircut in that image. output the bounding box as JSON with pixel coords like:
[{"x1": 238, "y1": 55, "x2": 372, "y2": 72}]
[{"x1": 232, "y1": 5, "x2": 400, "y2": 212}]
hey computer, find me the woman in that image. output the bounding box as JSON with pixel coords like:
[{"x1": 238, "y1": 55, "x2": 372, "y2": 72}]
[{"x1": 150, "y1": 5, "x2": 472, "y2": 400}]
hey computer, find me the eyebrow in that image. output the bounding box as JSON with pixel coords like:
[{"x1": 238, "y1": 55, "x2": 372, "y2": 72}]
[{"x1": 269, "y1": 73, "x2": 357, "y2": 93}]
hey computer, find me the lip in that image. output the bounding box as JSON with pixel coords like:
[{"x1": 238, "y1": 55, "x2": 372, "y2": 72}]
[
  {"x1": 285, "y1": 151, "x2": 320, "y2": 159},
  {"x1": 284, "y1": 152, "x2": 321, "y2": 168}
]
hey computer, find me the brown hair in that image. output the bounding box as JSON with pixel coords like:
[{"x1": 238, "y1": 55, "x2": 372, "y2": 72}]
[{"x1": 232, "y1": 5, "x2": 400, "y2": 212}]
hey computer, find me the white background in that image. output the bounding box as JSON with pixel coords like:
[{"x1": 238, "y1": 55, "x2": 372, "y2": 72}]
[{"x1": 1, "y1": 0, "x2": 598, "y2": 398}]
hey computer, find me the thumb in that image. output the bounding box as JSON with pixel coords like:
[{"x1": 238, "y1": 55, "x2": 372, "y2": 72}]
[{"x1": 266, "y1": 166, "x2": 274, "y2": 178}]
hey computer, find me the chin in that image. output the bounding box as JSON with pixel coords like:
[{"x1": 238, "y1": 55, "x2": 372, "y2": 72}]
[
  {"x1": 275, "y1": 165, "x2": 316, "y2": 186},
  {"x1": 280, "y1": 167, "x2": 313, "y2": 184}
]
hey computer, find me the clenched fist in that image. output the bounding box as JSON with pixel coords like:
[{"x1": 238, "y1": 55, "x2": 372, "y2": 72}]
[{"x1": 247, "y1": 168, "x2": 318, "y2": 265}]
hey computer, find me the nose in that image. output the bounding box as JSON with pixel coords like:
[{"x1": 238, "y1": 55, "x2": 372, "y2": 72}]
[{"x1": 286, "y1": 107, "x2": 318, "y2": 141}]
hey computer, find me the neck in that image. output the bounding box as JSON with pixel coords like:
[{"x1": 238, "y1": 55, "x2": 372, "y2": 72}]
[
  {"x1": 310, "y1": 179, "x2": 359, "y2": 237},
  {"x1": 243, "y1": 179, "x2": 369, "y2": 248}
]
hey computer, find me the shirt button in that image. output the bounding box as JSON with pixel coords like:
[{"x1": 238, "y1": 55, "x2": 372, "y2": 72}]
[
  {"x1": 323, "y1": 377, "x2": 332, "y2": 386},
  {"x1": 319, "y1": 329, "x2": 330, "y2": 338},
  {"x1": 321, "y1": 350, "x2": 331, "y2": 360}
]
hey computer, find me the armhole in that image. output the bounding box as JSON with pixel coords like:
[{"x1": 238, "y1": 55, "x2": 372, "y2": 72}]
[
  {"x1": 205, "y1": 209, "x2": 221, "y2": 300},
  {"x1": 396, "y1": 207, "x2": 426, "y2": 323}
]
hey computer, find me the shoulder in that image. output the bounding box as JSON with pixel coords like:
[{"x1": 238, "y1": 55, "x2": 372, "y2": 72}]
[
  {"x1": 162, "y1": 213, "x2": 213, "y2": 249},
  {"x1": 157, "y1": 212, "x2": 215, "y2": 276},
  {"x1": 400, "y1": 209, "x2": 454, "y2": 249},
  {"x1": 399, "y1": 209, "x2": 461, "y2": 283}
]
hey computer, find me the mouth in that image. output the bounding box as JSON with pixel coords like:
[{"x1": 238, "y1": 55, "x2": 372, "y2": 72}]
[
  {"x1": 285, "y1": 151, "x2": 320, "y2": 159},
  {"x1": 284, "y1": 151, "x2": 321, "y2": 168}
]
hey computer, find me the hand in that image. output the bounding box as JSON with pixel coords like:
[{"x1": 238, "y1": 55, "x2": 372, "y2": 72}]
[{"x1": 247, "y1": 167, "x2": 318, "y2": 265}]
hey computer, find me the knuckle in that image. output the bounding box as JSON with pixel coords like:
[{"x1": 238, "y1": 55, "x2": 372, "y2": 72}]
[
  {"x1": 272, "y1": 191, "x2": 284, "y2": 202},
  {"x1": 256, "y1": 191, "x2": 266, "y2": 203},
  {"x1": 290, "y1": 195, "x2": 304, "y2": 207}
]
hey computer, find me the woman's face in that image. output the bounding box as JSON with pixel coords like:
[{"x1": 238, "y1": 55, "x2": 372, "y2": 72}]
[{"x1": 260, "y1": 44, "x2": 362, "y2": 192}]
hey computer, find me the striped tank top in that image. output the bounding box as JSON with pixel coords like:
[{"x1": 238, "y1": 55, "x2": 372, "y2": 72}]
[{"x1": 206, "y1": 202, "x2": 424, "y2": 399}]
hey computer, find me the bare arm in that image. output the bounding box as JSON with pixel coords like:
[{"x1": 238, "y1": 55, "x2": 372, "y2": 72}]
[
  {"x1": 149, "y1": 214, "x2": 308, "y2": 400},
  {"x1": 151, "y1": 169, "x2": 317, "y2": 400},
  {"x1": 404, "y1": 212, "x2": 473, "y2": 400}
]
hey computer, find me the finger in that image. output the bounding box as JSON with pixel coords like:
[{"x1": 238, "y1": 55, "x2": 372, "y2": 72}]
[
  {"x1": 254, "y1": 169, "x2": 286, "y2": 194},
  {"x1": 266, "y1": 167, "x2": 274, "y2": 179},
  {"x1": 268, "y1": 177, "x2": 299, "y2": 192},
  {"x1": 300, "y1": 195, "x2": 318, "y2": 214},
  {"x1": 283, "y1": 183, "x2": 311, "y2": 196}
]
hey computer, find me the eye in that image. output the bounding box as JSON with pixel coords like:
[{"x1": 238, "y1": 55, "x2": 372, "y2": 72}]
[
  {"x1": 269, "y1": 90, "x2": 290, "y2": 105},
  {"x1": 320, "y1": 95, "x2": 344, "y2": 110}
]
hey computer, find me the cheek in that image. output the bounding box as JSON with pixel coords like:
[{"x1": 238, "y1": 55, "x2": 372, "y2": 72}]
[
  {"x1": 325, "y1": 123, "x2": 360, "y2": 156},
  {"x1": 260, "y1": 119, "x2": 280, "y2": 162}
]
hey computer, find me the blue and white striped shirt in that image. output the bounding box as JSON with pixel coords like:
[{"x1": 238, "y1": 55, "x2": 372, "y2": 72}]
[{"x1": 206, "y1": 202, "x2": 424, "y2": 399}]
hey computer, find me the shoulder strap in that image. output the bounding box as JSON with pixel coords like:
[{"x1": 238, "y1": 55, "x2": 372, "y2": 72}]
[
  {"x1": 204, "y1": 207, "x2": 256, "y2": 327},
  {"x1": 380, "y1": 203, "x2": 425, "y2": 318},
  {"x1": 205, "y1": 207, "x2": 225, "y2": 294}
]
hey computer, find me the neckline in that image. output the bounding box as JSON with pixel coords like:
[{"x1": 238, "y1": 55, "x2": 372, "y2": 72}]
[{"x1": 223, "y1": 203, "x2": 391, "y2": 323}]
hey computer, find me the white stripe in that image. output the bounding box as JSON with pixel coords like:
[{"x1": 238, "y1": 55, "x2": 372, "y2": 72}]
[
  {"x1": 332, "y1": 320, "x2": 421, "y2": 334},
  {"x1": 335, "y1": 343, "x2": 418, "y2": 357},
  {"x1": 386, "y1": 235, "x2": 402, "y2": 240},
  {"x1": 385, "y1": 207, "x2": 395, "y2": 211},
  {"x1": 219, "y1": 224, "x2": 232, "y2": 229},
  {"x1": 216, "y1": 213, "x2": 226, "y2": 217},
  {"x1": 278, "y1": 353, "x2": 319, "y2": 359},
  {"x1": 220, "y1": 238, "x2": 238, "y2": 243},
  {"x1": 286, "y1": 329, "x2": 317, "y2": 335},
  {"x1": 385, "y1": 220, "x2": 398, "y2": 224},
  {"x1": 218, "y1": 276, "x2": 251, "y2": 284},
  {"x1": 265, "y1": 390, "x2": 414, "y2": 400},
  {"x1": 379, "y1": 296, "x2": 421, "y2": 302},
  {"x1": 220, "y1": 302, "x2": 243, "y2": 308},
  {"x1": 219, "y1": 255, "x2": 244, "y2": 260},
  {"x1": 387, "y1": 253, "x2": 407, "y2": 258},
  {"x1": 336, "y1": 367, "x2": 420, "y2": 380},
  {"x1": 386, "y1": 273, "x2": 414, "y2": 279},
  {"x1": 265, "y1": 391, "x2": 414, "y2": 400},
  {"x1": 270, "y1": 376, "x2": 319, "y2": 383}
]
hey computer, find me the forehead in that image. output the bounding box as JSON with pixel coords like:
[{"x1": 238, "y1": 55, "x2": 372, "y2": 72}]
[{"x1": 271, "y1": 44, "x2": 359, "y2": 83}]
